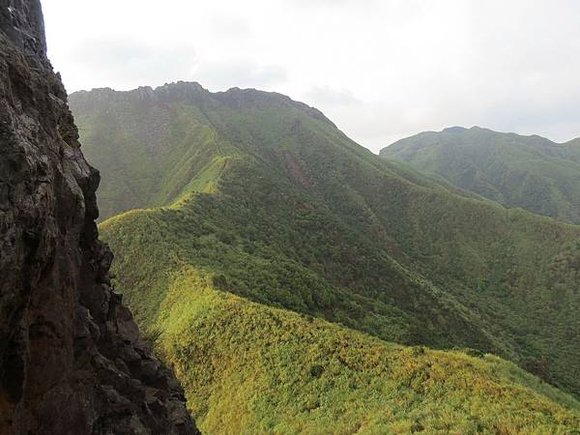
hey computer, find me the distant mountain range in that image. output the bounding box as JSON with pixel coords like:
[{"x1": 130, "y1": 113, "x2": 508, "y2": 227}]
[
  {"x1": 381, "y1": 126, "x2": 580, "y2": 223},
  {"x1": 69, "y1": 84, "x2": 580, "y2": 432}
]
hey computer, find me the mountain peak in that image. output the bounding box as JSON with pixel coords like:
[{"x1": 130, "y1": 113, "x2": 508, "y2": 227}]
[
  {"x1": 442, "y1": 126, "x2": 468, "y2": 134},
  {"x1": 155, "y1": 80, "x2": 208, "y2": 95},
  {"x1": 381, "y1": 126, "x2": 580, "y2": 223},
  {"x1": 70, "y1": 81, "x2": 336, "y2": 128}
]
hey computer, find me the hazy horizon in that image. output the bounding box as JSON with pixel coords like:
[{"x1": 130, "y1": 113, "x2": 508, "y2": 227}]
[{"x1": 42, "y1": 0, "x2": 580, "y2": 152}]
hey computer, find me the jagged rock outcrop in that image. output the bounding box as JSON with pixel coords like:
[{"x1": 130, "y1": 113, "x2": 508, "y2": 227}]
[{"x1": 0, "y1": 1, "x2": 199, "y2": 433}]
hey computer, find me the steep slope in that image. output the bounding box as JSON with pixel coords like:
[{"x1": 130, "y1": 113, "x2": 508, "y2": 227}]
[
  {"x1": 152, "y1": 268, "x2": 580, "y2": 433},
  {"x1": 69, "y1": 84, "x2": 341, "y2": 221},
  {"x1": 380, "y1": 126, "x2": 580, "y2": 223},
  {"x1": 0, "y1": 2, "x2": 197, "y2": 434},
  {"x1": 72, "y1": 84, "x2": 580, "y2": 402},
  {"x1": 72, "y1": 84, "x2": 502, "y2": 346}
]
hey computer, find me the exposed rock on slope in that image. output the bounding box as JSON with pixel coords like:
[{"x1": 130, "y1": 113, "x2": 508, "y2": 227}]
[{"x1": 0, "y1": 1, "x2": 198, "y2": 433}]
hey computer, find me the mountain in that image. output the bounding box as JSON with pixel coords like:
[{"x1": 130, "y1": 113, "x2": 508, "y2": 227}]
[
  {"x1": 380, "y1": 126, "x2": 580, "y2": 223},
  {"x1": 70, "y1": 84, "x2": 580, "y2": 431},
  {"x1": 0, "y1": 2, "x2": 197, "y2": 434},
  {"x1": 151, "y1": 270, "x2": 580, "y2": 433}
]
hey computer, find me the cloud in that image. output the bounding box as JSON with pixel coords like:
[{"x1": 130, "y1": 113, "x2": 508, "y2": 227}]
[
  {"x1": 62, "y1": 38, "x2": 197, "y2": 91},
  {"x1": 305, "y1": 86, "x2": 360, "y2": 106},
  {"x1": 194, "y1": 59, "x2": 287, "y2": 91},
  {"x1": 287, "y1": 0, "x2": 376, "y2": 7},
  {"x1": 300, "y1": 86, "x2": 416, "y2": 152},
  {"x1": 42, "y1": 0, "x2": 580, "y2": 150},
  {"x1": 209, "y1": 14, "x2": 252, "y2": 39}
]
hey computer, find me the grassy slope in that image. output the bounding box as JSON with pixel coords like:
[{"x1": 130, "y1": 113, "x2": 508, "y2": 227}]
[
  {"x1": 71, "y1": 84, "x2": 580, "y2": 426},
  {"x1": 150, "y1": 267, "x2": 580, "y2": 434},
  {"x1": 380, "y1": 126, "x2": 580, "y2": 224},
  {"x1": 71, "y1": 86, "x2": 238, "y2": 219}
]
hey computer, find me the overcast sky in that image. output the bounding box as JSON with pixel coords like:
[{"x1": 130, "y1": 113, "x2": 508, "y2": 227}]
[{"x1": 42, "y1": 0, "x2": 580, "y2": 152}]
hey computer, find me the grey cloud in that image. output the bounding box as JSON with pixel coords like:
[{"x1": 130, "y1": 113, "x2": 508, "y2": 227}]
[
  {"x1": 477, "y1": 97, "x2": 580, "y2": 143},
  {"x1": 70, "y1": 38, "x2": 197, "y2": 90},
  {"x1": 287, "y1": 0, "x2": 376, "y2": 6},
  {"x1": 45, "y1": 0, "x2": 580, "y2": 149},
  {"x1": 301, "y1": 87, "x2": 416, "y2": 152},
  {"x1": 209, "y1": 14, "x2": 252, "y2": 38},
  {"x1": 195, "y1": 59, "x2": 287, "y2": 91},
  {"x1": 305, "y1": 86, "x2": 360, "y2": 107}
]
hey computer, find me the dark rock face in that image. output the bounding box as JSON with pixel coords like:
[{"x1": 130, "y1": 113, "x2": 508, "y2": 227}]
[{"x1": 0, "y1": 1, "x2": 199, "y2": 433}]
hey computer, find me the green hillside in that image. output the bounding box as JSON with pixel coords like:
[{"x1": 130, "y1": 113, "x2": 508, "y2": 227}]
[
  {"x1": 380, "y1": 126, "x2": 580, "y2": 224},
  {"x1": 139, "y1": 266, "x2": 580, "y2": 433},
  {"x1": 71, "y1": 83, "x2": 580, "y2": 429}
]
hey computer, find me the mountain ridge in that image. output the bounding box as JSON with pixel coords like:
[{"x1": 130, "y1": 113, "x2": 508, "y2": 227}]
[
  {"x1": 398, "y1": 125, "x2": 578, "y2": 146},
  {"x1": 381, "y1": 126, "x2": 580, "y2": 223},
  {"x1": 71, "y1": 81, "x2": 335, "y2": 128},
  {"x1": 71, "y1": 84, "x2": 580, "y2": 405}
]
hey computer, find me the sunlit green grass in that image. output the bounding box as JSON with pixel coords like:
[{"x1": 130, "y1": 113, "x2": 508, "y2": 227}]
[{"x1": 152, "y1": 267, "x2": 580, "y2": 434}]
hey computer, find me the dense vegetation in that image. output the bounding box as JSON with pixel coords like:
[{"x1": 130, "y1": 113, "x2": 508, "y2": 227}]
[
  {"x1": 148, "y1": 267, "x2": 580, "y2": 433},
  {"x1": 72, "y1": 83, "x2": 580, "y2": 431},
  {"x1": 381, "y1": 126, "x2": 580, "y2": 223}
]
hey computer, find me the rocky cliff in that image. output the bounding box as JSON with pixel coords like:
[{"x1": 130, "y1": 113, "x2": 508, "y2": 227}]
[{"x1": 0, "y1": 1, "x2": 199, "y2": 433}]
